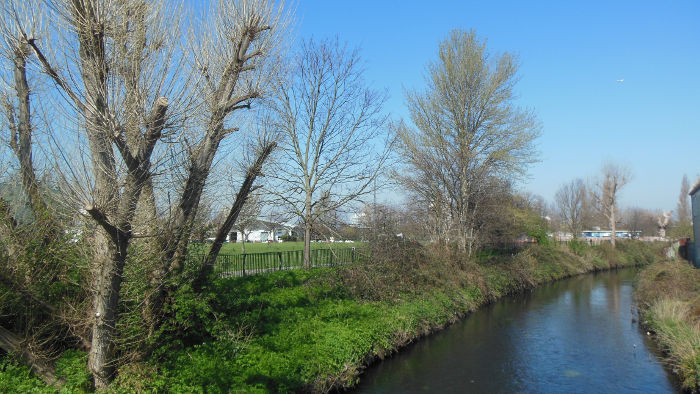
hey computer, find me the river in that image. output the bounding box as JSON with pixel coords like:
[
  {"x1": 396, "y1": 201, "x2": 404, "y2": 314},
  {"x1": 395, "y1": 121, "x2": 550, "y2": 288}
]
[{"x1": 353, "y1": 269, "x2": 679, "y2": 393}]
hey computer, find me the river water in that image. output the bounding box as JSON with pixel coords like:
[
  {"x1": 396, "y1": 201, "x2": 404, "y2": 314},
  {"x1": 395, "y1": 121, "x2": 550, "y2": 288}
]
[{"x1": 353, "y1": 269, "x2": 679, "y2": 393}]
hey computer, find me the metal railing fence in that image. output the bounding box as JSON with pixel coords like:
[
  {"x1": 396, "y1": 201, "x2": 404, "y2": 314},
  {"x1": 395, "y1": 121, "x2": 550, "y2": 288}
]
[{"x1": 194, "y1": 247, "x2": 358, "y2": 278}]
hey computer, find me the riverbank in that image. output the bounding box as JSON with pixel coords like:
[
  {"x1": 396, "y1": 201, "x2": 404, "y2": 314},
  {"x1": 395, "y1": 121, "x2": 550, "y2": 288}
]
[
  {"x1": 636, "y1": 258, "x2": 700, "y2": 392},
  {"x1": 0, "y1": 241, "x2": 663, "y2": 392}
]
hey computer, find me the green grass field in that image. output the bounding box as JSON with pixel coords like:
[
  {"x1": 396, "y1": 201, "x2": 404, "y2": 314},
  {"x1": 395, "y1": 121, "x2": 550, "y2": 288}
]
[{"x1": 207, "y1": 241, "x2": 361, "y2": 255}]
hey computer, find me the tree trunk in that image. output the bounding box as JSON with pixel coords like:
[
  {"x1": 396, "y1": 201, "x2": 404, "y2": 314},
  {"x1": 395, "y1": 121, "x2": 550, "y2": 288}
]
[
  {"x1": 457, "y1": 225, "x2": 466, "y2": 253},
  {"x1": 610, "y1": 206, "x2": 616, "y2": 249},
  {"x1": 5, "y1": 42, "x2": 57, "y2": 243},
  {"x1": 303, "y1": 224, "x2": 311, "y2": 269},
  {"x1": 11, "y1": 45, "x2": 50, "y2": 224},
  {"x1": 467, "y1": 228, "x2": 474, "y2": 257},
  {"x1": 303, "y1": 190, "x2": 313, "y2": 269},
  {"x1": 88, "y1": 235, "x2": 128, "y2": 389}
]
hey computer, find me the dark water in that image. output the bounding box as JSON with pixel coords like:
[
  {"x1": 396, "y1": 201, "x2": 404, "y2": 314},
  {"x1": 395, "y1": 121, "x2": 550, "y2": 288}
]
[{"x1": 354, "y1": 269, "x2": 679, "y2": 393}]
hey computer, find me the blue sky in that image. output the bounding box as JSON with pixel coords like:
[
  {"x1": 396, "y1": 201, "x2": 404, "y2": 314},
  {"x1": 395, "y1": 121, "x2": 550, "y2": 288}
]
[{"x1": 295, "y1": 0, "x2": 700, "y2": 212}]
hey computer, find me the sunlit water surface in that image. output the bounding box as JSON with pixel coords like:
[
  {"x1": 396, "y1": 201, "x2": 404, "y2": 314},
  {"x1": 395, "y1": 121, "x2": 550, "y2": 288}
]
[{"x1": 354, "y1": 269, "x2": 679, "y2": 393}]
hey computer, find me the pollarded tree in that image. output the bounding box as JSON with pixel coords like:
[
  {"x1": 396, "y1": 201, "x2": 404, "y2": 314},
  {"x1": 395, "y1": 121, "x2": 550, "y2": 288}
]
[
  {"x1": 270, "y1": 38, "x2": 392, "y2": 268},
  {"x1": 396, "y1": 29, "x2": 540, "y2": 255},
  {"x1": 592, "y1": 162, "x2": 631, "y2": 248},
  {"x1": 2, "y1": 0, "x2": 291, "y2": 387}
]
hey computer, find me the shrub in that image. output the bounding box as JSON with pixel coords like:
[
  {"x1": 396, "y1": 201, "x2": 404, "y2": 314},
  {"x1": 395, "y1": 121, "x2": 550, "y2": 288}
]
[
  {"x1": 568, "y1": 239, "x2": 588, "y2": 256},
  {"x1": 0, "y1": 357, "x2": 55, "y2": 394}
]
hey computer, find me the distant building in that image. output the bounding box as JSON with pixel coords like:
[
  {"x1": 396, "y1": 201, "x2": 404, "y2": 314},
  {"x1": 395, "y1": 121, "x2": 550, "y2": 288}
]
[
  {"x1": 581, "y1": 230, "x2": 640, "y2": 239},
  {"x1": 690, "y1": 180, "x2": 700, "y2": 267},
  {"x1": 230, "y1": 220, "x2": 292, "y2": 243},
  {"x1": 206, "y1": 220, "x2": 293, "y2": 243}
]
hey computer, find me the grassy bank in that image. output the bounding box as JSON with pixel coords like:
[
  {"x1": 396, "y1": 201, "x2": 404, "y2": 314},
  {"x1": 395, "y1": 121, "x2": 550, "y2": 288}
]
[
  {"x1": 636, "y1": 258, "x2": 700, "y2": 392},
  {"x1": 1, "y1": 240, "x2": 662, "y2": 393}
]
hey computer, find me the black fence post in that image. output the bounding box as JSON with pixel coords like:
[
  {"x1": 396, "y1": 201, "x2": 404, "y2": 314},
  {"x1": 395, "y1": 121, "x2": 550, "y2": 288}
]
[
  {"x1": 351, "y1": 247, "x2": 355, "y2": 263},
  {"x1": 242, "y1": 254, "x2": 246, "y2": 276},
  {"x1": 278, "y1": 252, "x2": 283, "y2": 270}
]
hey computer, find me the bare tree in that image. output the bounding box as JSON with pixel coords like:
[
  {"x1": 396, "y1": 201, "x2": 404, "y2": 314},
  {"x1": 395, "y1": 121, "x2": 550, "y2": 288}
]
[
  {"x1": 555, "y1": 178, "x2": 586, "y2": 239},
  {"x1": 269, "y1": 38, "x2": 391, "y2": 268},
  {"x1": 2, "y1": 0, "x2": 291, "y2": 387},
  {"x1": 396, "y1": 29, "x2": 540, "y2": 255},
  {"x1": 623, "y1": 207, "x2": 658, "y2": 237},
  {"x1": 592, "y1": 162, "x2": 631, "y2": 248}
]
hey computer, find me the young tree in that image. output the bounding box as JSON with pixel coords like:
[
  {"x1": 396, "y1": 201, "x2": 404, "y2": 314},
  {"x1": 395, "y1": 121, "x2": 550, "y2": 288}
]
[
  {"x1": 270, "y1": 38, "x2": 391, "y2": 268},
  {"x1": 555, "y1": 178, "x2": 586, "y2": 239},
  {"x1": 592, "y1": 162, "x2": 631, "y2": 248},
  {"x1": 395, "y1": 29, "x2": 540, "y2": 255}
]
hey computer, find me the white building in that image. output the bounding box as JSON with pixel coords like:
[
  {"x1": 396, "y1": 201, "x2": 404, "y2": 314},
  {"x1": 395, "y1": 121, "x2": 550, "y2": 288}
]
[{"x1": 226, "y1": 220, "x2": 292, "y2": 243}]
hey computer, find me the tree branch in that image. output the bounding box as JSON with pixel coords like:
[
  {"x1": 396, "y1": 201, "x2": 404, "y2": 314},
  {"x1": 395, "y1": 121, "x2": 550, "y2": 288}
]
[
  {"x1": 0, "y1": 325, "x2": 64, "y2": 388},
  {"x1": 85, "y1": 204, "x2": 124, "y2": 242},
  {"x1": 194, "y1": 141, "x2": 276, "y2": 288},
  {"x1": 142, "y1": 97, "x2": 169, "y2": 154},
  {"x1": 26, "y1": 39, "x2": 85, "y2": 114},
  {"x1": 2, "y1": 96, "x2": 19, "y2": 154}
]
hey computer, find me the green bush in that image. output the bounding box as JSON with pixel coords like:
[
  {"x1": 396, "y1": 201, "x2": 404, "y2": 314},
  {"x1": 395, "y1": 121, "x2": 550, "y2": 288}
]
[
  {"x1": 568, "y1": 239, "x2": 589, "y2": 256},
  {"x1": 0, "y1": 357, "x2": 55, "y2": 394},
  {"x1": 55, "y1": 350, "x2": 91, "y2": 393}
]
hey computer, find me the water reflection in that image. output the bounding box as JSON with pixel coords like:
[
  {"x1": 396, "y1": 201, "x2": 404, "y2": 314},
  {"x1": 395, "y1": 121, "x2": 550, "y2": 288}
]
[{"x1": 354, "y1": 269, "x2": 678, "y2": 394}]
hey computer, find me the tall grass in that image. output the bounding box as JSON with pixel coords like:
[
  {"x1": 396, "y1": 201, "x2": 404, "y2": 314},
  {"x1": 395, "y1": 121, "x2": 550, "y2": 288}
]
[
  {"x1": 648, "y1": 298, "x2": 700, "y2": 390},
  {"x1": 637, "y1": 260, "x2": 700, "y2": 391}
]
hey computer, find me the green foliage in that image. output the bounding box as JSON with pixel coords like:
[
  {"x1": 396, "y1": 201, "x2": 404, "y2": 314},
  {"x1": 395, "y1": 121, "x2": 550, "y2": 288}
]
[
  {"x1": 280, "y1": 234, "x2": 297, "y2": 242},
  {"x1": 0, "y1": 351, "x2": 91, "y2": 394},
  {"x1": 131, "y1": 241, "x2": 656, "y2": 392},
  {"x1": 55, "y1": 350, "x2": 91, "y2": 393},
  {"x1": 0, "y1": 357, "x2": 56, "y2": 393},
  {"x1": 4, "y1": 239, "x2": 659, "y2": 393},
  {"x1": 568, "y1": 239, "x2": 589, "y2": 256}
]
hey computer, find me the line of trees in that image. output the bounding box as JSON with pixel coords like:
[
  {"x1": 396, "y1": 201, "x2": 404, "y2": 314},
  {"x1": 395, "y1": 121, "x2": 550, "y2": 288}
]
[
  {"x1": 0, "y1": 0, "x2": 398, "y2": 388},
  {"x1": 552, "y1": 166, "x2": 693, "y2": 243}
]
